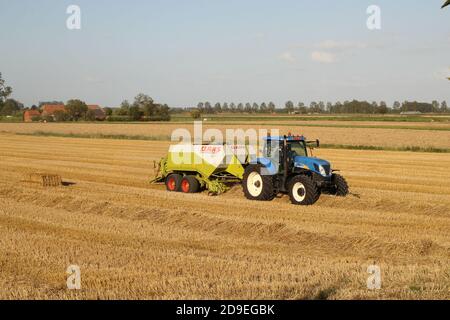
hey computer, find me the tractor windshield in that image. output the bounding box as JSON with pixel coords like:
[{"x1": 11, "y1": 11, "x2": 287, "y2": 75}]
[{"x1": 289, "y1": 141, "x2": 308, "y2": 157}]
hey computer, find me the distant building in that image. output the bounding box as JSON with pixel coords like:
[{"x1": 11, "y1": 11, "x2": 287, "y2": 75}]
[
  {"x1": 87, "y1": 105, "x2": 106, "y2": 121},
  {"x1": 41, "y1": 104, "x2": 66, "y2": 118},
  {"x1": 23, "y1": 109, "x2": 41, "y2": 122}
]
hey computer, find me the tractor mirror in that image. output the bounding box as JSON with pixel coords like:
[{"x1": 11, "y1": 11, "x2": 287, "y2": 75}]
[{"x1": 316, "y1": 139, "x2": 320, "y2": 148}]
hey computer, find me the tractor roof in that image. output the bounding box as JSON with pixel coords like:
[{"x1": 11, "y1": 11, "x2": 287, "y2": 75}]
[{"x1": 264, "y1": 135, "x2": 306, "y2": 142}]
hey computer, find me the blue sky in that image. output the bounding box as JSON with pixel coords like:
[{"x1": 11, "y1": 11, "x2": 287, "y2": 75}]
[{"x1": 0, "y1": 0, "x2": 449, "y2": 107}]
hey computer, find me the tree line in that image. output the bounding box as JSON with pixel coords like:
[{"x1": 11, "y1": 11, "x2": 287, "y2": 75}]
[{"x1": 187, "y1": 100, "x2": 448, "y2": 116}]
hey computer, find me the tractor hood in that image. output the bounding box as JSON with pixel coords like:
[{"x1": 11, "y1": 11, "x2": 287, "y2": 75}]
[{"x1": 294, "y1": 156, "x2": 332, "y2": 177}]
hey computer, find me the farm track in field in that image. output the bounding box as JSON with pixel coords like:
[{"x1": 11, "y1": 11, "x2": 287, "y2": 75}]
[{"x1": 0, "y1": 134, "x2": 449, "y2": 299}]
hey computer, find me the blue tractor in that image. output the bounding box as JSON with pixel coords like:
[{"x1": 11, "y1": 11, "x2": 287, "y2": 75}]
[{"x1": 242, "y1": 134, "x2": 349, "y2": 205}]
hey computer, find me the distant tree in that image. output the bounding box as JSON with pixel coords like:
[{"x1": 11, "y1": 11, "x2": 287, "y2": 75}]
[
  {"x1": 0, "y1": 72, "x2": 12, "y2": 105},
  {"x1": 214, "y1": 103, "x2": 222, "y2": 113},
  {"x1": 85, "y1": 109, "x2": 97, "y2": 121},
  {"x1": 244, "y1": 103, "x2": 252, "y2": 113},
  {"x1": 369, "y1": 101, "x2": 378, "y2": 113},
  {"x1": 54, "y1": 110, "x2": 70, "y2": 122},
  {"x1": 318, "y1": 101, "x2": 325, "y2": 113},
  {"x1": 157, "y1": 104, "x2": 171, "y2": 121},
  {"x1": 65, "y1": 99, "x2": 88, "y2": 121},
  {"x1": 0, "y1": 99, "x2": 22, "y2": 116},
  {"x1": 393, "y1": 101, "x2": 401, "y2": 113},
  {"x1": 285, "y1": 101, "x2": 294, "y2": 114},
  {"x1": 31, "y1": 105, "x2": 38, "y2": 110},
  {"x1": 378, "y1": 101, "x2": 388, "y2": 114},
  {"x1": 128, "y1": 106, "x2": 143, "y2": 121},
  {"x1": 229, "y1": 103, "x2": 236, "y2": 113},
  {"x1": 116, "y1": 100, "x2": 131, "y2": 116},
  {"x1": 310, "y1": 101, "x2": 320, "y2": 113},
  {"x1": 326, "y1": 102, "x2": 333, "y2": 113},
  {"x1": 197, "y1": 102, "x2": 205, "y2": 113},
  {"x1": 260, "y1": 102, "x2": 268, "y2": 113},
  {"x1": 222, "y1": 103, "x2": 230, "y2": 113},
  {"x1": 104, "y1": 107, "x2": 113, "y2": 116},
  {"x1": 204, "y1": 102, "x2": 213, "y2": 114},
  {"x1": 133, "y1": 94, "x2": 155, "y2": 117},
  {"x1": 268, "y1": 102, "x2": 276, "y2": 113},
  {"x1": 190, "y1": 108, "x2": 202, "y2": 119},
  {"x1": 440, "y1": 101, "x2": 448, "y2": 113},
  {"x1": 237, "y1": 103, "x2": 244, "y2": 113},
  {"x1": 252, "y1": 103, "x2": 259, "y2": 113},
  {"x1": 432, "y1": 100, "x2": 440, "y2": 112}
]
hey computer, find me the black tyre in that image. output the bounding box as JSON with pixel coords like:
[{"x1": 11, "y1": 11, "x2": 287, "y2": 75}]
[
  {"x1": 242, "y1": 164, "x2": 275, "y2": 201},
  {"x1": 332, "y1": 174, "x2": 349, "y2": 197},
  {"x1": 181, "y1": 175, "x2": 200, "y2": 193},
  {"x1": 165, "y1": 173, "x2": 182, "y2": 192},
  {"x1": 288, "y1": 175, "x2": 320, "y2": 205}
]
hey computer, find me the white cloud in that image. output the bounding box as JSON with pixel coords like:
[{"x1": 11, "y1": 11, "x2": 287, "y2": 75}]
[
  {"x1": 311, "y1": 51, "x2": 336, "y2": 64},
  {"x1": 279, "y1": 51, "x2": 296, "y2": 63},
  {"x1": 292, "y1": 40, "x2": 369, "y2": 51},
  {"x1": 315, "y1": 40, "x2": 368, "y2": 51}
]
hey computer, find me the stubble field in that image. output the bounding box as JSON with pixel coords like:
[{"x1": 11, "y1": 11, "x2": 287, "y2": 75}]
[
  {"x1": 1, "y1": 121, "x2": 450, "y2": 148},
  {"x1": 0, "y1": 122, "x2": 449, "y2": 299}
]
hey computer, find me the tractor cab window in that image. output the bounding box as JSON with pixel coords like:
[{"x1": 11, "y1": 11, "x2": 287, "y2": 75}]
[{"x1": 288, "y1": 141, "x2": 308, "y2": 158}]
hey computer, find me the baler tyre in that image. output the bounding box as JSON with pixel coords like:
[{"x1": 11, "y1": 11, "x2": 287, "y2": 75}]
[
  {"x1": 332, "y1": 174, "x2": 349, "y2": 197},
  {"x1": 181, "y1": 175, "x2": 200, "y2": 193},
  {"x1": 242, "y1": 164, "x2": 275, "y2": 201},
  {"x1": 165, "y1": 174, "x2": 182, "y2": 192},
  {"x1": 288, "y1": 175, "x2": 320, "y2": 205}
]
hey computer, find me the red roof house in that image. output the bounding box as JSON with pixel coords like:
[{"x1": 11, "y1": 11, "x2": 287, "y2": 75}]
[
  {"x1": 87, "y1": 105, "x2": 106, "y2": 121},
  {"x1": 41, "y1": 104, "x2": 66, "y2": 117},
  {"x1": 23, "y1": 109, "x2": 41, "y2": 122}
]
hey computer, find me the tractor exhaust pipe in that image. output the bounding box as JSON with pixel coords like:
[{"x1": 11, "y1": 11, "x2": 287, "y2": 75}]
[{"x1": 283, "y1": 135, "x2": 288, "y2": 191}]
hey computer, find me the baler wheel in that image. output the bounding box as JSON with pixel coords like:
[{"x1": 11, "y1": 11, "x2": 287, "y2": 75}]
[
  {"x1": 165, "y1": 174, "x2": 182, "y2": 192},
  {"x1": 181, "y1": 176, "x2": 200, "y2": 193}
]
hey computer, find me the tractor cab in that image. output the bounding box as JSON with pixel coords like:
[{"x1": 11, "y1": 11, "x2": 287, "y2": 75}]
[{"x1": 262, "y1": 134, "x2": 328, "y2": 178}]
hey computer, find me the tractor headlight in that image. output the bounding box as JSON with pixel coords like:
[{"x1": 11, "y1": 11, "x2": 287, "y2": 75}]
[{"x1": 319, "y1": 165, "x2": 327, "y2": 176}]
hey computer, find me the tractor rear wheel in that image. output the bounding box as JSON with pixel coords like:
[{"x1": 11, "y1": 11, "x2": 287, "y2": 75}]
[
  {"x1": 288, "y1": 175, "x2": 320, "y2": 205},
  {"x1": 181, "y1": 176, "x2": 200, "y2": 193},
  {"x1": 242, "y1": 164, "x2": 275, "y2": 201},
  {"x1": 165, "y1": 173, "x2": 182, "y2": 192}
]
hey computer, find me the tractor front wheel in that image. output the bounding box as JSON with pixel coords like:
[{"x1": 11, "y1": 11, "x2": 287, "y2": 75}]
[
  {"x1": 288, "y1": 175, "x2": 320, "y2": 205},
  {"x1": 331, "y1": 174, "x2": 349, "y2": 197}
]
